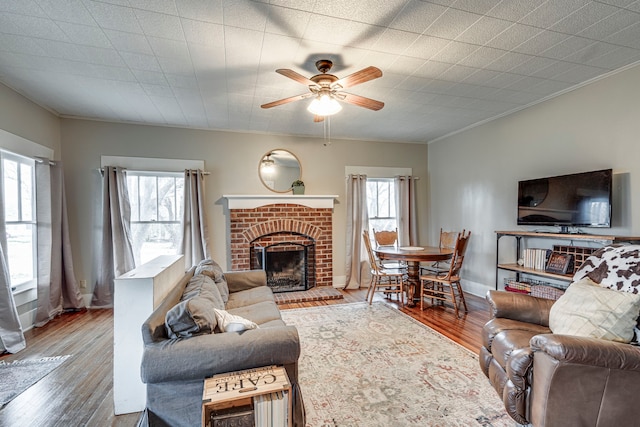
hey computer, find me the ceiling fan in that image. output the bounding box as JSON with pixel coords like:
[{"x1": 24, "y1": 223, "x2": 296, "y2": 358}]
[{"x1": 261, "y1": 59, "x2": 384, "y2": 121}]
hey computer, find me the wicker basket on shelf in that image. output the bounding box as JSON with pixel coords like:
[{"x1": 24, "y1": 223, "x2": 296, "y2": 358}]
[{"x1": 530, "y1": 284, "x2": 565, "y2": 300}]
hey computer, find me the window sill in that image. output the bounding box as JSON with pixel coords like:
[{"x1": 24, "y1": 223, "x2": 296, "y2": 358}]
[{"x1": 11, "y1": 281, "x2": 36, "y2": 296}]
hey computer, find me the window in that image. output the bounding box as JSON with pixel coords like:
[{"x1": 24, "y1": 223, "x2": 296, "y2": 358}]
[
  {"x1": 126, "y1": 172, "x2": 184, "y2": 265},
  {"x1": 1, "y1": 150, "x2": 36, "y2": 292},
  {"x1": 367, "y1": 178, "x2": 397, "y2": 233}
]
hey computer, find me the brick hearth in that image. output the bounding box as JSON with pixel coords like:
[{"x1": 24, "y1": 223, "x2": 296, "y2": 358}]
[{"x1": 225, "y1": 196, "x2": 337, "y2": 288}]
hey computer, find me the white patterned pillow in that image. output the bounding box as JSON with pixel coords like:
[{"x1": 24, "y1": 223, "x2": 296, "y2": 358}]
[
  {"x1": 213, "y1": 309, "x2": 258, "y2": 333},
  {"x1": 549, "y1": 278, "x2": 640, "y2": 343},
  {"x1": 573, "y1": 245, "x2": 640, "y2": 294}
]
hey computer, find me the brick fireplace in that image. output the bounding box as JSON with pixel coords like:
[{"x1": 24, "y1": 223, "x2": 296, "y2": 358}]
[{"x1": 225, "y1": 195, "x2": 337, "y2": 289}]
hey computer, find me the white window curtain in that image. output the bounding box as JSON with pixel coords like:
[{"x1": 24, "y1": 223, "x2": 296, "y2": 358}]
[
  {"x1": 0, "y1": 174, "x2": 26, "y2": 353},
  {"x1": 395, "y1": 175, "x2": 418, "y2": 247},
  {"x1": 344, "y1": 174, "x2": 369, "y2": 289},
  {"x1": 92, "y1": 166, "x2": 135, "y2": 307},
  {"x1": 35, "y1": 161, "x2": 85, "y2": 327},
  {"x1": 180, "y1": 169, "x2": 210, "y2": 268}
]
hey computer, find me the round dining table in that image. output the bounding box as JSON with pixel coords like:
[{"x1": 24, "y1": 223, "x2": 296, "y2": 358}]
[{"x1": 374, "y1": 245, "x2": 454, "y2": 307}]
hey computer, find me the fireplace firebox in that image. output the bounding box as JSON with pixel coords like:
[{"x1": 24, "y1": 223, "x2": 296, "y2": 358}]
[{"x1": 252, "y1": 242, "x2": 315, "y2": 292}]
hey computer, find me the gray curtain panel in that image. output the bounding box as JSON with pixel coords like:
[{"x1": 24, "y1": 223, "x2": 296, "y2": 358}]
[
  {"x1": 0, "y1": 170, "x2": 26, "y2": 353},
  {"x1": 344, "y1": 174, "x2": 369, "y2": 289},
  {"x1": 395, "y1": 176, "x2": 418, "y2": 247},
  {"x1": 92, "y1": 166, "x2": 135, "y2": 307},
  {"x1": 180, "y1": 169, "x2": 210, "y2": 269},
  {"x1": 35, "y1": 161, "x2": 84, "y2": 327}
]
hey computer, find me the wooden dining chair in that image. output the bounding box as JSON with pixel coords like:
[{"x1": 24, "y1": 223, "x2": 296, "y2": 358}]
[
  {"x1": 372, "y1": 228, "x2": 398, "y2": 247},
  {"x1": 372, "y1": 228, "x2": 407, "y2": 270},
  {"x1": 419, "y1": 230, "x2": 471, "y2": 317},
  {"x1": 421, "y1": 228, "x2": 462, "y2": 274},
  {"x1": 363, "y1": 230, "x2": 405, "y2": 306}
]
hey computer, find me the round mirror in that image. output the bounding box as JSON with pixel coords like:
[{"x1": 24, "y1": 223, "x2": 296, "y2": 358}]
[{"x1": 259, "y1": 149, "x2": 302, "y2": 193}]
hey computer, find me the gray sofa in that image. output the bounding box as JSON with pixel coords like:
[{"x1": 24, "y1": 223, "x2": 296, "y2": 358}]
[{"x1": 138, "y1": 260, "x2": 305, "y2": 427}]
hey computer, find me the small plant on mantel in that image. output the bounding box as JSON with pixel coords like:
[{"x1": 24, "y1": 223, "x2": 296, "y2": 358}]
[{"x1": 291, "y1": 180, "x2": 305, "y2": 195}]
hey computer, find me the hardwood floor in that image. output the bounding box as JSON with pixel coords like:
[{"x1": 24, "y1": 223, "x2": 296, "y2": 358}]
[{"x1": 0, "y1": 289, "x2": 491, "y2": 426}]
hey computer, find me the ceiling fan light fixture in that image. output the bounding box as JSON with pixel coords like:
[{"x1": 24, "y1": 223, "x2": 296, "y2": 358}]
[
  {"x1": 307, "y1": 94, "x2": 342, "y2": 116},
  {"x1": 262, "y1": 60, "x2": 383, "y2": 119}
]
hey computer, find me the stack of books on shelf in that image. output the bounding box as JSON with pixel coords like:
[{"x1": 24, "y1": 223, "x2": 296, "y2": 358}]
[
  {"x1": 202, "y1": 365, "x2": 291, "y2": 427},
  {"x1": 254, "y1": 390, "x2": 288, "y2": 426},
  {"x1": 523, "y1": 248, "x2": 551, "y2": 271}
]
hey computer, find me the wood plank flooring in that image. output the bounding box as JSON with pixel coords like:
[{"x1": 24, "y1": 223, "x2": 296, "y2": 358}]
[{"x1": 0, "y1": 289, "x2": 491, "y2": 426}]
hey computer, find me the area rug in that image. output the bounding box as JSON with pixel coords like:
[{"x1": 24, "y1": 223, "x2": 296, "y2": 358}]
[
  {"x1": 0, "y1": 355, "x2": 72, "y2": 408},
  {"x1": 281, "y1": 303, "x2": 512, "y2": 427}
]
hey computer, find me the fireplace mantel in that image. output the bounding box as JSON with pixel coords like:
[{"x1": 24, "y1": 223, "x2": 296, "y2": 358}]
[{"x1": 223, "y1": 194, "x2": 338, "y2": 209}]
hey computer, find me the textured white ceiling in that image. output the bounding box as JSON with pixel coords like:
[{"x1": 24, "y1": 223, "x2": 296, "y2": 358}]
[{"x1": 1, "y1": 0, "x2": 640, "y2": 143}]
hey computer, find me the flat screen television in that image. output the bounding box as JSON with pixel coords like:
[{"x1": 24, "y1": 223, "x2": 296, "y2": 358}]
[{"x1": 517, "y1": 169, "x2": 612, "y2": 230}]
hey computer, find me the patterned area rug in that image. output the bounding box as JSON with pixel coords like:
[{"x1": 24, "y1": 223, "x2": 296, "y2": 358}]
[
  {"x1": 0, "y1": 355, "x2": 71, "y2": 408},
  {"x1": 281, "y1": 303, "x2": 512, "y2": 427}
]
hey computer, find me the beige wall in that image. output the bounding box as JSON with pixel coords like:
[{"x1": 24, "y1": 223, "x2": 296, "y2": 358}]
[
  {"x1": 60, "y1": 119, "x2": 430, "y2": 292},
  {"x1": 0, "y1": 83, "x2": 61, "y2": 326},
  {"x1": 428, "y1": 63, "x2": 640, "y2": 296},
  {"x1": 0, "y1": 83, "x2": 60, "y2": 154}
]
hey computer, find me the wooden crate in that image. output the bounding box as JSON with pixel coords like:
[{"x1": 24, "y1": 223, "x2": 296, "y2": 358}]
[
  {"x1": 552, "y1": 245, "x2": 597, "y2": 274},
  {"x1": 202, "y1": 365, "x2": 291, "y2": 427}
]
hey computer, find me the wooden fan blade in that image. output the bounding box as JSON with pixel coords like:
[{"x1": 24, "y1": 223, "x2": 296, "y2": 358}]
[
  {"x1": 261, "y1": 93, "x2": 312, "y2": 109},
  {"x1": 276, "y1": 69, "x2": 318, "y2": 87},
  {"x1": 340, "y1": 92, "x2": 384, "y2": 111},
  {"x1": 332, "y1": 66, "x2": 382, "y2": 89},
  {"x1": 313, "y1": 115, "x2": 325, "y2": 123}
]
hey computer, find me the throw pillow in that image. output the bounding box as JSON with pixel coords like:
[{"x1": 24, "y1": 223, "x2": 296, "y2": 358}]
[
  {"x1": 573, "y1": 245, "x2": 640, "y2": 293},
  {"x1": 195, "y1": 259, "x2": 230, "y2": 303},
  {"x1": 164, "y1": 274, "x2": 225, "y2": 339},
  {"x1": 165, "y1": 297, "x2": 217, "y2": 339},
  {"x1": 182, "y1": 274, "x2": 225, "y2": 310},
  {"x1": 213, "y1": 309, "x2": 259, "y2": 333},
  {"x1": 549, "y1": 278, "x2": 640, "y2": 343}
]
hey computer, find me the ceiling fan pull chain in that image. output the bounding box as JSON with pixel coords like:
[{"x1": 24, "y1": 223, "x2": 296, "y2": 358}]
[
  {"x1": 324, "y1": 116, "x2": 332, "y2": 146},
  {"x1": 323, "y1": 116, "x2": 327, "y2": 144}
]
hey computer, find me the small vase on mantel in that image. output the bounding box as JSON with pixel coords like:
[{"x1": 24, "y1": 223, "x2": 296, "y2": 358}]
[{"x1": 291, "y1": 180, "x2": 305, "y2": 195}]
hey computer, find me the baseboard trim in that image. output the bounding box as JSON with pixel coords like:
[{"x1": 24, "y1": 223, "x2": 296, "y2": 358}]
[
  {"x1": 18, "y1": 308, "x2": 36, "y2": 333},
  {"x1": 461, "y1": 279, "x2": 492, "y2": 298}
]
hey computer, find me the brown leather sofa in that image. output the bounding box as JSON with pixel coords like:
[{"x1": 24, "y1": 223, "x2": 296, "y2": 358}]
[{"x1": 479, "y1": 290, "x2": 640, "y2": 427}]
